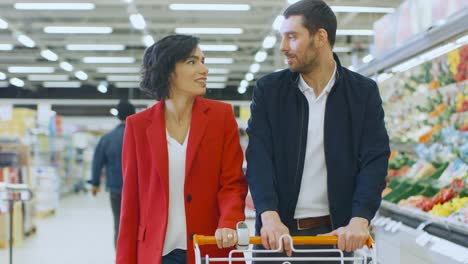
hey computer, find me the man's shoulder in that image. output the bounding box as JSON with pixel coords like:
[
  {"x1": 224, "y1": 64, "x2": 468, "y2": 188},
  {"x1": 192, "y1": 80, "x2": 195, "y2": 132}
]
[{"x1": 342, "y1": 67, "x2": 377, "y2": 91}]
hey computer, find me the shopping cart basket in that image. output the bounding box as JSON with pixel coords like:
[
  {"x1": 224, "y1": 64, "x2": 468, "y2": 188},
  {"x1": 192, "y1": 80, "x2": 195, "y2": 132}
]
[{"x1": 194, "y1": 222, "x2": 376, "y2": 264}]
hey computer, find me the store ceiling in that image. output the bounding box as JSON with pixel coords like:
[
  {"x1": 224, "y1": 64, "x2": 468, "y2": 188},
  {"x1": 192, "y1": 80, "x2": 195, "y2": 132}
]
[{"x1": 0, "y1": 0, "x2": 403, "y2": 103}]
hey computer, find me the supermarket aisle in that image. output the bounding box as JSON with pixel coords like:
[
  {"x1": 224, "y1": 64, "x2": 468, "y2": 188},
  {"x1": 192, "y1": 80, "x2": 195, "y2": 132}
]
[{"x1": 0, "y1": 193, "x2": 115, "y2": 264}]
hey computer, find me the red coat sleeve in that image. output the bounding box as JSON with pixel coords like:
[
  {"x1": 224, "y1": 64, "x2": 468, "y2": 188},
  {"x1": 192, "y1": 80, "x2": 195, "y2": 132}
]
[
  {"x1": 116, "y1": 117, "x2": 139, "y2": 264},
  {"x1": 217, "y1": 104, "x2": 248, "y2": 229}
]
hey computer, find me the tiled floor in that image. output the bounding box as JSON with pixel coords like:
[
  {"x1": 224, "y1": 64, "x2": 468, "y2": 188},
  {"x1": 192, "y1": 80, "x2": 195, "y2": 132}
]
[{"x1": 0, "y1": 192, "x2": 116, "y2": 264}]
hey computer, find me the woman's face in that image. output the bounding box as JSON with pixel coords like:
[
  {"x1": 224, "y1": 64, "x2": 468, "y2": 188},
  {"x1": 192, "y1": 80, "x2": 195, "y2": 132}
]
[{"x1": 169, "y1": 46, "x2": 209, "y2": 98}]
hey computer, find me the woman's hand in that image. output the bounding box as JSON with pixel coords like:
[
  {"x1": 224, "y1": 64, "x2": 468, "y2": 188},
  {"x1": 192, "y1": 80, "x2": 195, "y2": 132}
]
[{"x1": 214, "y1": 228, "x2": 237, "y2": 248}]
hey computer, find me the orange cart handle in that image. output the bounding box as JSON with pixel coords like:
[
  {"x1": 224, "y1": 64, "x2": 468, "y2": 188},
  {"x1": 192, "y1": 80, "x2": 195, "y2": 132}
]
[{"x1": 193, "y1": 235, "x2": 374, "y2": 249}]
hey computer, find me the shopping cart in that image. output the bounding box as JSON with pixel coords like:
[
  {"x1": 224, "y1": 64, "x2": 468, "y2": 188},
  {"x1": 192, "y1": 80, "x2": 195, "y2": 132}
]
[{"x1": 194, "y1": 222, "x2": 376, "y2": 264}]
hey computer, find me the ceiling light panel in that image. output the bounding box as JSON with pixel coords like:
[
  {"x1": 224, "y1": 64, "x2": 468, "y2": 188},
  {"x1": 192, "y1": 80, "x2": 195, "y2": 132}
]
[
  {"x1": 97, "y1": 67, "x2": 140, "y2": 73},
  {"x1": 44, "y1": 26, "x2": 113, "y2": 34},
  {"x1": 106, "y1": 75, "x2": 140, "y2": 82},
  {"x1": 175, "y1": 28, "x2": 243, "y2": 34},
  {"x1": 15, "y1": 3, "x2": 95, "y2": 10},
  {"x1": 8, "y1": 66, "x2": 55, "y2": 73},
  {"x1": 28, "y1": 75, "x2": 69, "y2": 81},
  {"x1": 169, "y1": 4, "x2": 250, "y2": 11},
  {"x1": 205, "y1": 58, "x2": 234, "y2": 64},
  {"x1": 83, "y1": 57, "x2": 135, "y2": 63},
  {"x1": 66, "y1": 44, "x2": 125, "y2": 51},
  {"x1": 43, "y1": 81, "x2": 81, "y2": 88},
  {"x1": 200, "y1": 45, "x2": 238, "y2": 51},
  {"x1": 0, "y1": 44, "x2": 14, "y2": 50}
]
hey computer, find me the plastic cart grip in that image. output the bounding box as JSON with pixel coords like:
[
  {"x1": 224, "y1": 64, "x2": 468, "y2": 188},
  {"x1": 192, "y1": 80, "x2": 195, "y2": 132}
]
[{"x1": 194, "y1": 235, "x2": 374, "y2": 249}]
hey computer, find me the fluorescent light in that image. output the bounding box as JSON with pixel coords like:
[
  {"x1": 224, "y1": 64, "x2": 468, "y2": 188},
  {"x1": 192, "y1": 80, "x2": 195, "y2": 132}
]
[
  {"x1": 207, "y1": 76, "x2": 227, "y2": 82},
  {"x1": 28, "y1": 75, "x2": 69, "y2": 81},
  {"x1": 106, "y1": 75, "x2": 140, "y2": 82},
  {"x1": 40, "y1": 49, "x2": 58, "y2": 61},
  {"x1": 238, "y1": 86, "x2": 247, "y2": 94},
  {"x1": 250, "y1": 63, "x2": 260, "y2": 73},
  {"x1": 0, "y1": 72, "x2": 6, "y2": 80},
  {"x1": 200, "y1": 44, "x2": 238, "y2": 51},
  {"x1": 272, "y1": 16, "x2": 284, "y2": 31},
  {"x1": 206, "y1": 83, "x2": 226, "y2": 89},
  {"x1": 419, "y1": 43, "x2": 457, "y2": 61},
  {"x1": 114, "y1": 82, "x2": 140, "y2": 88},
  {"x1": 331, "y1": 6, "x2": 395, "y2": 13},
  {"x1": 362, "y1": 54, "x2": 373, "y2": 63},
  {"x1": 333, "y1": 46, "x2": 352, "y2": 53},
  {"x1": 110, "y1": 108, "x2": 118, "y2": 116},
  {"x1": 288, "y1": 0, "x2": 300, "y2": 3},
  {"x1": 456, "y1": 34, "x2": 468, "y2": 45},
  {"x1": 0, "y1": 18, "x2": 8, "y2": 29},
  {"x1": 0, "y1": 44, "x2": 13, "y2": 50},
  {"x1": 97, "y1": 67, "x2": 140, "y2": 73},
  {"x1": 245, "y1": 73, "x2": 254, "y2": 81},
  {"x1": 255, "y1": 51, "x2": 268, "y2": 62},
  {"x1": 83, "y1": 57, "x2": 135, "y2": 63},
  {"x1": 175, "y1": 28, "x2": 243, "y2": 34},
  {"x1": 60, "y1": 62, "x2": 73, "y2": 72},
  {"x1": 15, "y1": 3, "x2": 95, "y2": 10},
  {"x1": 240, "y1": 80, "x2": 248, "y2": 88},
  {"x1": 391, "y1": 57, "x2": 423, "y2": 72},
  {"x1": 169, "y1": 4, "x2": 250, "y2": 11},
  {"x1": 98, "y1": 81, "x2": 108, "y2": 93},
  {"x1": 262, "y1": 35, "x2": 277, "y2": 49},
  {"x1": 8, "y1": 66, "x2": 55, "y2": 73},
  {"x1": 44, "y1": 26, "x2": 113, "y2": 34},
  {"x1": 10, "y1": 78, "x2": 25, "y2": 87},
  {"x1": 66, "y1": 44, "x2": 125, "y2": 51},
  {"x1": 205, "y1": 58, "x2": 233, "y2": 64},
  {"x1": 43, "y1": 81, "x2": 81, "y2": 88},
  {"x1": 336, "y1": 30, "x2": 374, "y2": 36},
  {"x1": 74, "y1": 71, "x2": 88, "y2": 80},
  {"x1": 17, "y1": 34, "x2": 35, "y2": 48},
  {"x1": 208, "y1": 68, "x2": 229, "y2": 74},
  {"x1": 142, "y1": 35, "x2": 155, "y2": 47},
  {"x1": 129, "y1": 13, "x2": 146, "y2": 30}
]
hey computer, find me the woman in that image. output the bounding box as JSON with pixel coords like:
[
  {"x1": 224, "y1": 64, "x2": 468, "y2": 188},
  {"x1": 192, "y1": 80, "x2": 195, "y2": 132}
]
[{"x1": 116, "y1": 34, "x2": 248, "y2": 264}]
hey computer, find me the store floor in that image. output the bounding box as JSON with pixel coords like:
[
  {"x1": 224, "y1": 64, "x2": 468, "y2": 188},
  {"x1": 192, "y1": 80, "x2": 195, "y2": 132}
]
[{"x1": 0, "y1": 192, "x2": 116, "y2": 264}]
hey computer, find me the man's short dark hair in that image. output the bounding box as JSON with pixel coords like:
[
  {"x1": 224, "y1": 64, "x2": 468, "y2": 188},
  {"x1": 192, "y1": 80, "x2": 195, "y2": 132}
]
[
  {"x1": 116, "y1": 100, "x2": 135, "y2": 121},
  {"x1": 140, "y1": 34, "x2": 200, "y2": 100},
  {"x1": 283, "y1": 0, "x2": 337, "y2": 47}
]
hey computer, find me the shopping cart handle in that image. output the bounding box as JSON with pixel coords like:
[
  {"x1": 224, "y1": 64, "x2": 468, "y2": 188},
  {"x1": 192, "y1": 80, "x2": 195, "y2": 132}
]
[{"x1": 193, "y1": 235, "x2": 374, "y2": 249}]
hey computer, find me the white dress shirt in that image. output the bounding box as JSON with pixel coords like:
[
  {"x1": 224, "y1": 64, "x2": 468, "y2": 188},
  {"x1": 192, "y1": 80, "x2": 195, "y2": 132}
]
[
  {"x1": 294, "y1": 65, "x2": 337, "y2": 219},
  {"x1": 162, "y1": 129, "x2": 189, "y2": 255}
]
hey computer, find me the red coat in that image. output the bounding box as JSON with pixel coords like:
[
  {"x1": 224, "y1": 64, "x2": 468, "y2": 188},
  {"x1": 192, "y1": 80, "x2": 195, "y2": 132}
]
[{"x1": 116, "y1": 97, "x2": 248, "y2": 264}]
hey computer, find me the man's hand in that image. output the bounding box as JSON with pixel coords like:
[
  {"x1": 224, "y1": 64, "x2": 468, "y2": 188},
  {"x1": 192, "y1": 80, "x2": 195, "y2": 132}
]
[
  {"x1": 319, "y1": 217, "x2": 369, "y2": 252},
  {"x1": 214, "y1": 228, "x2": 237, "y2": 249},
  {"x1": 91, "y1": 186, "x2": 100, "y2": 196},
  {"x1": 260, "y1": 211, "x2": 292, "y2": 256}
]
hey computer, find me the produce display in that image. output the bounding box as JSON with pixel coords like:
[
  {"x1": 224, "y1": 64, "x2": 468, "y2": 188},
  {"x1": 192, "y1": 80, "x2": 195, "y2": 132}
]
[{"x1": 380, "y1": 43, "x2": 468, "y2": 227}]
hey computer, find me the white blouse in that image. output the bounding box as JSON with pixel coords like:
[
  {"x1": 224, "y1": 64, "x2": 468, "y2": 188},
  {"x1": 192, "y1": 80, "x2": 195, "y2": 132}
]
[{"x1": 162, "y1": 129, "x2": 189, "y2": 255}]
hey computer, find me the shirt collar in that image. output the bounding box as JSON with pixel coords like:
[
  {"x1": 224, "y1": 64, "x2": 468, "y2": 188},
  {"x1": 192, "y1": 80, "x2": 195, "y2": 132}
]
[{"x1": 298, "y1": 62, "x2": 337, "y2": 95}]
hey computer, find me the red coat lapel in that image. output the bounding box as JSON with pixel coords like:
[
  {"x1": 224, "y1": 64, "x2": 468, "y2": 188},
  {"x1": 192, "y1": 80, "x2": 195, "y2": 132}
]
[{"x1": 146, "y1": 101, "x2": 169, "y2": 203}]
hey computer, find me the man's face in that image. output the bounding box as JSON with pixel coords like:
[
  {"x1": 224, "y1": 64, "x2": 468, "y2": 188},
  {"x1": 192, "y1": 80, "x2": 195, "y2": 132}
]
[{"x1": 279, "y1": 15, "x2": 319, "y2": 73}]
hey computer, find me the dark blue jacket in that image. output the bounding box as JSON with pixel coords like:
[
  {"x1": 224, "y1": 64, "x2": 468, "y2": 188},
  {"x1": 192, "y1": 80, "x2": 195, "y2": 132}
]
[
  {"x1": 91, "y1": 123, "x2": 125, "y2": 193},
  {"x1": 246, "y1": 54, "x2": 390, "y2": 232}
]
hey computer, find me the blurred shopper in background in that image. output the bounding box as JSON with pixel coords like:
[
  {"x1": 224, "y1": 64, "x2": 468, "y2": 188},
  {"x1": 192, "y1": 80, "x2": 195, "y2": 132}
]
[
  {"x1": 116, "y1": 34, "x2": 248, "y2": 264},
  {"x1": 90, "y1": 99, "x2": 135, "y2": 248}
]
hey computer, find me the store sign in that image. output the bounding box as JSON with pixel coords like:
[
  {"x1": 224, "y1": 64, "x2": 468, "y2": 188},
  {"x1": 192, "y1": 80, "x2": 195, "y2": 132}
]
[{"x1": 0, "y1": 104, "x2": 13, "y2": 121}]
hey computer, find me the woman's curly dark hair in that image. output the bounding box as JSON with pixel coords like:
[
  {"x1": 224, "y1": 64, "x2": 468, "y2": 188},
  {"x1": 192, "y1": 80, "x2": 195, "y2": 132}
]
[{"x1": 140, "y1": 34, "x2": 200, "y2": 100}]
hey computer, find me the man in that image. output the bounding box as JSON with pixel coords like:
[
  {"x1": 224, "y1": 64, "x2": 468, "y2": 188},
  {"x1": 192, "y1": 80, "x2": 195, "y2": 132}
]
[
  {"x1": 246, "y1": 0, "x2": 390, "y2": 262},
  {"x1": 90, "y1": 100, "x2": 135, "y2": 248}
]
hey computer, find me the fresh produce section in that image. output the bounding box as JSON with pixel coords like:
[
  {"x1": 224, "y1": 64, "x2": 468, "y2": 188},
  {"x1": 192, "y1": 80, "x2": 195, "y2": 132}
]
[{"x1": 378, "y1": 42, "x2": 468, "y2": 247}]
